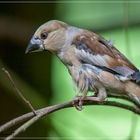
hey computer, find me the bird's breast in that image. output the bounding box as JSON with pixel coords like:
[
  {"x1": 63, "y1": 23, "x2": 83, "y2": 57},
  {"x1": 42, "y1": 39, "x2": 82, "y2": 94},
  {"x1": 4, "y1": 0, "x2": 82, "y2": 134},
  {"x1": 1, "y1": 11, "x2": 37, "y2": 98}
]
[{"x1": 68, "y1": 64, "x2": 102, "y2": 94}]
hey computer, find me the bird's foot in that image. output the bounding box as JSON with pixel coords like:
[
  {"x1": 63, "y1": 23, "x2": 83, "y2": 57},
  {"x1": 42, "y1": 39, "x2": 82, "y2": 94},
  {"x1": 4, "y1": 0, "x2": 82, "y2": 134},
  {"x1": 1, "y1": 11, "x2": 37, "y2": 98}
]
[
  {"x1": 72, "y1": 96, "x2": 83, "y2": 111},
  {"x1": 72, "y1": 96, "x2": 101, "y2": 111},
  {"x1": 84, "y1": 96, "x2": 102, "y2": 102}
]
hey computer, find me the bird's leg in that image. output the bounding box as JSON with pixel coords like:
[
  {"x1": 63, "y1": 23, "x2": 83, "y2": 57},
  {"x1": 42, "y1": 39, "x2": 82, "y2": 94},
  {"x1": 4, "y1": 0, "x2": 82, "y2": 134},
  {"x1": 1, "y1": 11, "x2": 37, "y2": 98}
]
[
  {"x1": 72, "y1": 90, "x2": 87, "y2": 110},
  {"x1": 89, "y1": 87, "x2": 107, "y2": 103},
  {"x1": 82, "y1": 89, "x2": 107, "y2": 103},
  {"x1": 73, "y1": 96, "x2": 84, "y2": 111},
  {"x1": 73, "y1": 87, "x2": 107, "y2": 110},
  {"x1": 84, "y1": 96, "x2": 104, "y2": 102},
  {"x1": 78, "y1": 95, "x2": 101, "y2": 110},
  {"x1": 73, "y1": 90, "x2": 85, "y2": 110},
  {"x1": 82, "y1": 87, "x2": 107, "y2": 103}
]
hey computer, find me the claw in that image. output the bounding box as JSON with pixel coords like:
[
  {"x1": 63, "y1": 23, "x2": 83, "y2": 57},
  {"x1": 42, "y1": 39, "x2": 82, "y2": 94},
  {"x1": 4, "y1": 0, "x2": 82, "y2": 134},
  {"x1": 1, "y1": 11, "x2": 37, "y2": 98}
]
[
  {"x1": 72, "y1": 95, "x2": 103, "y2": 111},
  {"x1": 72, "y1": 96, "x2": 83, "y2": 111}
]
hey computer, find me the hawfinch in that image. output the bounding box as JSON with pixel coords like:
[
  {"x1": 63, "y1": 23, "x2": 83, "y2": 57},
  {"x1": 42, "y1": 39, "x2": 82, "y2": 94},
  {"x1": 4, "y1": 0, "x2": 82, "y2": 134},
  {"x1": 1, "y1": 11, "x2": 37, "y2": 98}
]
[{"x1": 26, "y1": 20, "x2": 140, "y2": 109}]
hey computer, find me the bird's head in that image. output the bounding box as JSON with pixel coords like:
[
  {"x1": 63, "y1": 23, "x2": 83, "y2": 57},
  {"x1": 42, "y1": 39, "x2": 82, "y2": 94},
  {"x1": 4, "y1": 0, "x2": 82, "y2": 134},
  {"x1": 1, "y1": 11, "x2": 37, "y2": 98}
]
[{"x1": 25, "y1": 20, "x2": 68, "y2": 54}]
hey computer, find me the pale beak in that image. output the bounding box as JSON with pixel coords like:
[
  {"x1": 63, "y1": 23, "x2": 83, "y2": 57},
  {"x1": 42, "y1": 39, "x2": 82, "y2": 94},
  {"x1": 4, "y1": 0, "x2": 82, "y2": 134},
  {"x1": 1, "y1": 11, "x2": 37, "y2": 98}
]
[{"x1": 25, "y1": 36, "x2": 45, "y2": 54}]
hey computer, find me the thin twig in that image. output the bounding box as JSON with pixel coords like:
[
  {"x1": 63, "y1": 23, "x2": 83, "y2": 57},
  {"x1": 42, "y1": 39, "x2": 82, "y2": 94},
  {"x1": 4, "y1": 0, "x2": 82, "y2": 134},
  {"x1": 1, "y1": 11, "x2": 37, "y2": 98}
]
[
  {"x1": 108, "y1": 94, "x2": 140, "y2": 107},
  {"x1": 0, "y1": 95, "x2": 140, "y2": 134},
  {"x1": 0, "y1": 98, "x2": 140, "y2": 140},
  {"x1": 0, "y1": 105, "x2": 55, "y2": 134},
  {"x1": 5, "y1": 111, "x2": 48, "y2": 140},
  {"x1": 2, "y1": 68, "x2": 36, "y2": 115}
]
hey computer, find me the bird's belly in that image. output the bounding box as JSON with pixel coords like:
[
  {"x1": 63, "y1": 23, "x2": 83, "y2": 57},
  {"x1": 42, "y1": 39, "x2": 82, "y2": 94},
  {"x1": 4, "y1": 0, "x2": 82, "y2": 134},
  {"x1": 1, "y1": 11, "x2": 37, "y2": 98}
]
[
  {"x1": 68, "y1": 64, "x2": 130, "y2": 96},
  {"x1": 68, "y1": 65, "x2": 99, "y2": 94}
]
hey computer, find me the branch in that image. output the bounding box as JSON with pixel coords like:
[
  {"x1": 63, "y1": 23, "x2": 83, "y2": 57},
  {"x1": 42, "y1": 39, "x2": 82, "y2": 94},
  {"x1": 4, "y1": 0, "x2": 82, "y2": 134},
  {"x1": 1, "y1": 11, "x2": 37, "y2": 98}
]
[
  {"x1": 2, "y1": 68, "x2": 36, "y2": 115},
  {"x1": 108, "y1": 93, "x2": 140, "y2": 108},
  {"x1": 0, "y1": 98, "x2": 140, "y2": 140},
  {"x1": 1, "y1": 68, "x2": 140, "y2": 140}
]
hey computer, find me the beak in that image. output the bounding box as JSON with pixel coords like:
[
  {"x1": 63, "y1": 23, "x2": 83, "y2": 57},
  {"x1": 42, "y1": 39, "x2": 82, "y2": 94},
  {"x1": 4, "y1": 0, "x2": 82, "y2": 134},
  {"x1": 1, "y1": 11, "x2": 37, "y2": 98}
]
[{"x1": 25, "y1": 36, "x2": 45, "y2": 54}]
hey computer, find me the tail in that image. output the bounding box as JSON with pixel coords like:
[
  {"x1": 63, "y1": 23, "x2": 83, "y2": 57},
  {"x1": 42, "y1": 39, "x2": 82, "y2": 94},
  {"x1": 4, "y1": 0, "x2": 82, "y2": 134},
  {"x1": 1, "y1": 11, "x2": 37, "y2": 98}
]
[{"x1": 131, "y1": 71, "x2": 140, "y2": 84}]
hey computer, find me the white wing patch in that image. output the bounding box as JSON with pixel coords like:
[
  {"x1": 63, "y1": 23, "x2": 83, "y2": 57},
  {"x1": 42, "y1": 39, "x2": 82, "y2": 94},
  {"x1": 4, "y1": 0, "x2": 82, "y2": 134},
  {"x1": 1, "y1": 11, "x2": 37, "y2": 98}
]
[
  {"x1": 75, "y1": 48, "x2": 133, "y2": 82},
  {"x1": 75, "y1": 48, "x2": 109, "y2": 67}
]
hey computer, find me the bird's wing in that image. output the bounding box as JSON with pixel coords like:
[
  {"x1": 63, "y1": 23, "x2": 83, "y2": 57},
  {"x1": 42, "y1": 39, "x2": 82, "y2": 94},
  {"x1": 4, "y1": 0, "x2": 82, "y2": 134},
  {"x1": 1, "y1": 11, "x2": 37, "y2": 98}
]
[{"x1": 73, "y1": 31, "x2": 138, "y2": 78}]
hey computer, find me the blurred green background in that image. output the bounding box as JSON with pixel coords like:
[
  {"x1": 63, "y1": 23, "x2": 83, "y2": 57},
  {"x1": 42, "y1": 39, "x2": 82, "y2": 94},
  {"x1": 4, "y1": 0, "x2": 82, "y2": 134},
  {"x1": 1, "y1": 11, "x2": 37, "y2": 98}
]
[{"x1": 0, "y1": 1, "x2": 140, "y2": 139}]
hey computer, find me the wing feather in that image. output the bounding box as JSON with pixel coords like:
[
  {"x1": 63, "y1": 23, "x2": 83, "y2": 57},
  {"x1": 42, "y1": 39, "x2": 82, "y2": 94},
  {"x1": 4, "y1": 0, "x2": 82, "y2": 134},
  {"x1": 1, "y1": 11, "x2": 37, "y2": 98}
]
[{"x1": 73, "y1": 31, "x2": 138, "y2": 77}]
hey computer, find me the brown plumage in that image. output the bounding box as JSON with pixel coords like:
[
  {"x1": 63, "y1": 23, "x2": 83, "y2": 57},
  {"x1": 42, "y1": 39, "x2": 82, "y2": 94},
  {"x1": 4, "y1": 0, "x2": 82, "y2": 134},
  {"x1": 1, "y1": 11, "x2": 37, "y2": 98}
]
[
  {"x1": 74, "y1": 32, "x2": 138, "y2": 71},
  {"x1": 26, "y1": 20, "x2": 140, "y2": 109}
]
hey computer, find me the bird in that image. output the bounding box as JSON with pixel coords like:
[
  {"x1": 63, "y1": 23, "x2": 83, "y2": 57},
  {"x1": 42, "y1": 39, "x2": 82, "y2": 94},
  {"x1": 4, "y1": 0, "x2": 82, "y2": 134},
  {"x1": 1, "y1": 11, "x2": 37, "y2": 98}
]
[{"x1": 26, "y1": 20, "x2": 140, "y2": 110}]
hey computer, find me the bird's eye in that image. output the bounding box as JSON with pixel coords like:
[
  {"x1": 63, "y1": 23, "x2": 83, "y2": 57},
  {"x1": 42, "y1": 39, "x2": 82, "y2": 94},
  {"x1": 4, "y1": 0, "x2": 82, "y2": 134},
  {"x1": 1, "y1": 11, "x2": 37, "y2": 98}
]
[{"x1": 40, "y1": 32, "x2": 48, "y2": 40}]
